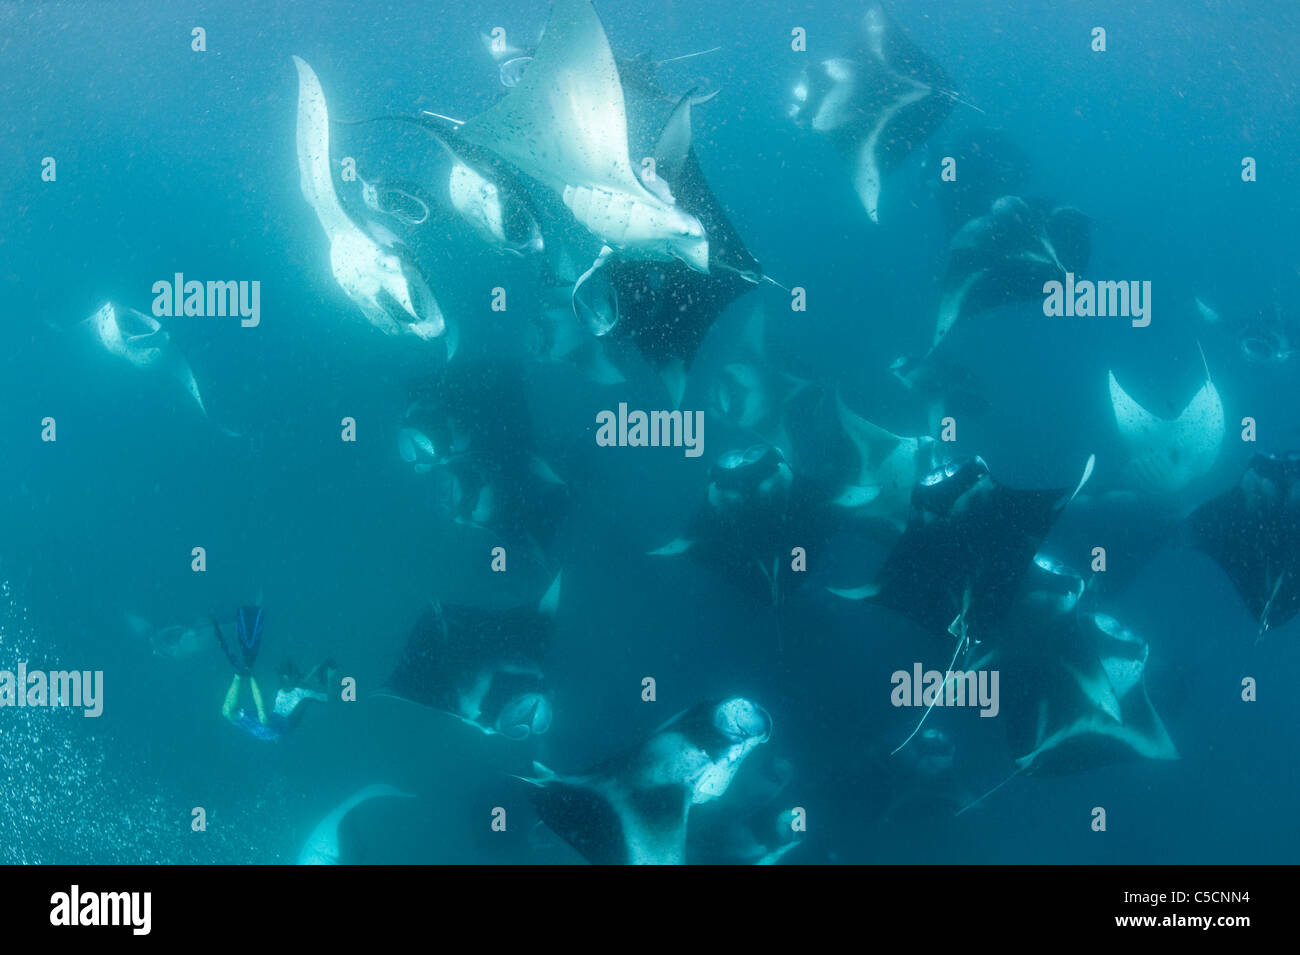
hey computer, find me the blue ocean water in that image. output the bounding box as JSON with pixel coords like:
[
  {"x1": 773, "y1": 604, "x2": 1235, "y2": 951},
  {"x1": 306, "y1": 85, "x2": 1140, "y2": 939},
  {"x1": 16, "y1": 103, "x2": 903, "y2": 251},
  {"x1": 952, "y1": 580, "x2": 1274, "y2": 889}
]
[{"x1": 0, "y1": 0, "x2": 1297, "y2": 863}]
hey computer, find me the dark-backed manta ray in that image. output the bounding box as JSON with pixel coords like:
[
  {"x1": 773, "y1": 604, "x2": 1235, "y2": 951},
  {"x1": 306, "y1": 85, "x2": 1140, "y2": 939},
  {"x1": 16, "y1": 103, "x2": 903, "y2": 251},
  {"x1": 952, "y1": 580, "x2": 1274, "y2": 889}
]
[
  {"x1": 572, "y1": 89, "x2": 765, "y2": 406},
  {"x1": 788, "y1": 2, "x2": 955, "y2": 223},
  {"x1": 880, "y1": 726, "x2": 969, "y2": 821},
  {"x1": 928, "y1": 126, "x2": 1032, "y2": 236},
  {"x1": 959, "y1": 610, "x2": 1176, "y2": 814},
  {"x1": 710, "y1": 305, "x2": 812, "y2": 452},
  {"x1": 296, "y1": 784, "x2": 415, "y2": 864},
  {"x1": 931, "y1": 196, "x2": 1091, "y2": 352},
  {"x1": 1189, "y1": 452, "x2": 1300, "y2": 637},
  {"x1": 650, "y1": 444, "x2": 845, "y2": 628},
  {"x1": 379, "y1": 574, "x2": 561, "y2": 740},
  {"x1": 398, "y1": 360, "x2": 569, "y2": 554},
  {"x1": 457, "y1": 0, "x2": 708, "y2": 271},
  {"x1": 293, "y1": 56, "x2": 450, "y2": 346},
  {"x1": 954, "y1": 565, "x2": 1175, "y2": 811},
  {"x1": 1196, "y1": 267, "x2": 1300, "y2": 367},
  {"x1": 708, "y1": 308, "x2": 936, "y2": 534},
  {"x1": 785, "y1": 386, "x2": 939, "y2": 536},
  {"x1": 532, "y1": 284, "x2": 629, "y2": 386},
  {"x1": 830, "y1": 454, "x2": 1095, "y2": 651},
  {"x1": 1005, "y1": 611, "x2": 1178, "y2": 776},
  {"x1": 521, "y1": 697, "x2": 772, "y2": 864}
]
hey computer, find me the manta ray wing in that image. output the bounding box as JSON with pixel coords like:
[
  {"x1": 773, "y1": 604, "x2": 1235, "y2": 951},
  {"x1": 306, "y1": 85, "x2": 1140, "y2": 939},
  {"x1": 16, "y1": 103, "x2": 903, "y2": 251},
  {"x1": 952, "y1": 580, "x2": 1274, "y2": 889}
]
[
  {"x1": 292, "y1": 55, "x2": 353, "y2": 240},
  {"x1": 458, "y1": 0, "x2": 706, "y2": 269},
  {"x1": 853, "y1": 457, "x2": 1088, "y2": 642},
  {"x1": 1190, "y1": 452, "x2": 1300, "y2": 633}
]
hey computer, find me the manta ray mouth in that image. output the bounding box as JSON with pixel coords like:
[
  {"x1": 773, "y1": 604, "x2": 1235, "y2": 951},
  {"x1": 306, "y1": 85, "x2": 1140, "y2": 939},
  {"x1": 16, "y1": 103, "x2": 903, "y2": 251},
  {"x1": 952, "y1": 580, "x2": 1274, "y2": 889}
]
[
  {"x1": 714, "y1": 698, "x2": 773, "y2": 743},
  {"x1": 496, "y1": 694, "x2": 553, "y2": 739},
  {"x1": 1241, "y1": 332, "x2": 1290, "y2": 363}
]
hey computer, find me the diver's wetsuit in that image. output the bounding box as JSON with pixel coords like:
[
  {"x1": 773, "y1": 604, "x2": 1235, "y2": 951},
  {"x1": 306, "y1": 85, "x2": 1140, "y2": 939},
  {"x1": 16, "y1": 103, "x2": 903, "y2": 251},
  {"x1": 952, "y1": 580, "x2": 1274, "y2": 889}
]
[
  {"x1": 233, "y1": 710, "x2": 286, "y2": 741},
  {"x1": 229, "y1": 654, "x2": 334, "y2": 742}
]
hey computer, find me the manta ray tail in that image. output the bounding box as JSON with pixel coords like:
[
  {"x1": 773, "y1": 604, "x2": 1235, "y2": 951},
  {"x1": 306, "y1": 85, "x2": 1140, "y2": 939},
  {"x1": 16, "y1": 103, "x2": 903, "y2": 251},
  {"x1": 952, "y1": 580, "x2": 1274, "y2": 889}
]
[
  {"x1": 937, "y1": 89, "x2": 987, "y2": 115},
  {"x1": 655, "y1": 45, "x2": 722, "y2": 66},
  {"x1": 515, "y1": 761, "x2": 559, "y2": 787},
  {"x1": 1196, "y1": 339, "x2": 1213, "y2": 383},
  {"x1": 954, "y1": 767, "x2": 1026, "y2": 817},
  {"x1": 890, "y1": 624, "x2": 968, "y2": 756},
  {"x1": 420, "y1": 110, "x2": 466, "y2": 126}
]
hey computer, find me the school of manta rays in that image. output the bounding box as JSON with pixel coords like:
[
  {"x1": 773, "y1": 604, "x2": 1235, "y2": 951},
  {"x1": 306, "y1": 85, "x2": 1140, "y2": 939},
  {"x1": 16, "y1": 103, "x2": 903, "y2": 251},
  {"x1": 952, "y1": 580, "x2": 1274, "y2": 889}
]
[{"x1": 74, "y1": 0, "x2": 1299, "y2": 864}]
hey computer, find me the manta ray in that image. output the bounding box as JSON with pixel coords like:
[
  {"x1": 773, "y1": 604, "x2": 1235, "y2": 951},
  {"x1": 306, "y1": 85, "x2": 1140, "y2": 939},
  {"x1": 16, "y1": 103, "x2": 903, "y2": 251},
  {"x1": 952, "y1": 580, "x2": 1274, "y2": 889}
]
[
  {"x1": 932, "y1": 196, "x2": 1091, "y2": 351},
  {"x1": 788, "y1": 2, "x2": 955, "y2": 223},
  {"x1": 521, "y1": 697, "x2": 772, "y2": 864},
  {"x1": 75, "y1": 302, "x2": 232, "y2": 430},
  {"x1": 929, "y1": 126, "x2": 1033, "y2": 235},
  {"x1": 292, "y1": 56, "x2": 449, "y2": 347},
  {"x1": 788, "y1": 387, "x2": 939, "y2": 537},
  {"x1": 946, "y1": 558, "x2": 1177, "y2": 811},
  {"x1": 378, "y1": 574, "x2": 561, "y2": 739},
  {"x1": 710, "y1": 305, "x2": 812, "y2": 453},
  {"x1": 333, "y1": 110, "x2": 546, "y2": 257},
  {"x1": 457, "y1": 0, "x2": 708, "y2": 271},
  {"x1": 650, "y1": 443, "x2": 845, "y2": 628},
  {"x1": 709, "y1": 308, "x2": 936, "y2": 535},
  {"x1": 570, "y1": 89, "x2": 765, "y2": 407},
  {"x1": 397, "y1": 360, "x2": 569, "y2": 554},
  {"x1": 686, "y1": 753, "x2": 804, "y2": 865},
  {"x1": 1195, "y1": 267, "x2": 1300, "y2": 367},
  {"x1": 1108, "y1": 353, "x2": 1224, "y2": 498},
  {"x1": 830, "y1": 454, "x2": 1095, "y2": 652},
  {"x1": 533, "y1": 283, "x2": 629, "y2": 387},
  {"x1": 1003, "y1": 611, "x2": 1179, "y2": 775},
  {"x1": 1190, "y1": 452, "x2": 1300, "y2": 637}
]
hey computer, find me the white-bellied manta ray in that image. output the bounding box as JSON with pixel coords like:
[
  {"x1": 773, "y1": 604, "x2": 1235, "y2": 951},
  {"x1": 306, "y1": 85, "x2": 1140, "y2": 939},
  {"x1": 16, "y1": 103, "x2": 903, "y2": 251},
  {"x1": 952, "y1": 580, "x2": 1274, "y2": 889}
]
[
  {"x1": 331, "y1": 110, "x2": 547, "y2": 258},
  {"x1": 1107, "y1": 350, "x2": 1224, "y2": 499},
  {"x1": 521, "y1": 697, "x2": 772, "y2": 864},
  {"x1": 292, "y1": 56, "x2": 450, "y2": 348},
  {"x1": 75, "y1": 302, "x2": 236, "y2": 433},
  {"x1": 296, "y1": 784, "x2": 414, "y2": 864},
  {"x1": 456, "y1": 0, "x2": 709, "y2": 272}
]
